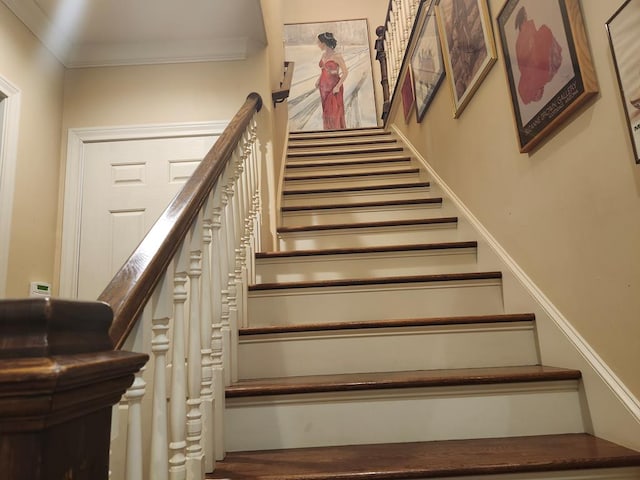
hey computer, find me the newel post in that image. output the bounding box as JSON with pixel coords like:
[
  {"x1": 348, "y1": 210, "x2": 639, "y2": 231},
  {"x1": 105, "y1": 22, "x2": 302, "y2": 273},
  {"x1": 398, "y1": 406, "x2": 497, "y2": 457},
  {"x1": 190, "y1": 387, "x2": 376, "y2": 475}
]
[
  {"x1": 0, "y1": 298, "x2": 148, "y2": 480},
  {"x1": 375, "y1": 25, "x2": 391, "y2": 120}
]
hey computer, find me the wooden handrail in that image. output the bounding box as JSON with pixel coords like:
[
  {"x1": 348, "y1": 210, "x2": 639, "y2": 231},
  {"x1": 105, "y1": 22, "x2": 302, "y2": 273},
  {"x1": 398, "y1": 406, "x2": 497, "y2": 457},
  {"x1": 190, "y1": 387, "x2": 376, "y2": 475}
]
[
  {"x1": 100, "y1": 92, "x2": 263, "y2": 349},
  {"x1": 272, "y1": 61, "x2": 295, "y2": 106}
]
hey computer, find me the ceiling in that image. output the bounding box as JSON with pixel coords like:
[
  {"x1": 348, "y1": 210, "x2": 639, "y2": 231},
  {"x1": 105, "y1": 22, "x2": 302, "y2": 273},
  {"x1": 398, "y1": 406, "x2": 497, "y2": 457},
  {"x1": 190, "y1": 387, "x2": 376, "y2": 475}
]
[{"x1": 2, "y1": 0, "x2": 267, "y2": 67}]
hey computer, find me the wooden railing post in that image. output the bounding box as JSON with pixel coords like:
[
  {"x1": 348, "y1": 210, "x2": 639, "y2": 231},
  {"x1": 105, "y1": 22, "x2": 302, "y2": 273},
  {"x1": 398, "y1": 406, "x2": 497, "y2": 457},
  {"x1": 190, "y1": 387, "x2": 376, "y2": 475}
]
[
  {"x1": 0, "y1": 299, "x2": 147, "y2": 480},
  {"x1": 376, "y1": 25, "x2": 391, "y2": 120}
]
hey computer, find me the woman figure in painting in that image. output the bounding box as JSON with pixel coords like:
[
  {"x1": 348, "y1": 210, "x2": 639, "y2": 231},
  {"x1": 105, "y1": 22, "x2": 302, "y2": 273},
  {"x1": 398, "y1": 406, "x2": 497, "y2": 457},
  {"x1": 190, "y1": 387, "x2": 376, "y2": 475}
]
[
  {"x1": 315, "y1": 32, "x2": 349, "y2": 130},
  {"x1": 515, "y1": 6, "x2": 563, "y2": 105}
]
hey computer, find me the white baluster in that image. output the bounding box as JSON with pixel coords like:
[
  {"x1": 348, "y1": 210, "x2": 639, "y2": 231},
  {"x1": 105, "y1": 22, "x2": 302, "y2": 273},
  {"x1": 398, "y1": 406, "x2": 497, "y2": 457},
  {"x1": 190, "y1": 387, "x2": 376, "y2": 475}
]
[
  {"x1": 150, "y1": 272, "x2": 172, "y2": 480},
  {"x1": 200, "y1": 198, "x2": 215, "y2": 472},
  {"x1": 169, "y1": 241, "x2": 188, "y2": 480},
  {"x1": 125, "y1": 369, "x2": 146, "y2": 480},
  {"x1": 210, "y1": 180, "x2": 227, "y2": 460},
  {"x1": 219, "y1": 177, "x2": 233, "y2": 387},
  {"x1": 186, "y1": 217, "x2": 204, "y2": 480}
]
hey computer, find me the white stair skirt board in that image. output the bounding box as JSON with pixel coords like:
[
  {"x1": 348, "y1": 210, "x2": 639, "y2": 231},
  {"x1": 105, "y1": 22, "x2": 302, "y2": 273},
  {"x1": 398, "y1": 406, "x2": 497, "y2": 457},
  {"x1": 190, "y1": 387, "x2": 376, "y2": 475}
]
[
  {"x1": 224, "y1": 380, "x2": 584, "y2": 451},
  {"x1": 281, "y1": 185, "x2": 435, "y2": 207},
  {"x1": 277, "y1": 221, "x2": 467, "y2": 250},
  {"x1": 280, "y1": 201, "x2": 454, "y2": 227},
  {"x1": 282, "y1": 172, "x2": 424, "y2": 190},
  {"x1": 238, "y1": 322, "x2": 539, "y2": 378},
  {"x1": 255, "y1": 246, "x2": 479, "y2": 283},
  {"x1": 247, "y1": 279, "x2": 504, "y2": 326}
]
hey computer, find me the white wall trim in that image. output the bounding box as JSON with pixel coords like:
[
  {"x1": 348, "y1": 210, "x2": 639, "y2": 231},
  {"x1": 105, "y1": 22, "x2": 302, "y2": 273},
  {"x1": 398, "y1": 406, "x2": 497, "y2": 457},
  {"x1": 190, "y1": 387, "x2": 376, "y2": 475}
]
[
  {"x1": 59, "y1": 121, "x2": 229, "y2": 299},
  {"x1": 0, "y1": 76, "x2": 21, "y2": 297},
  {"x1": 391, "y1": 124, "x2": 640, "y2": 423}
]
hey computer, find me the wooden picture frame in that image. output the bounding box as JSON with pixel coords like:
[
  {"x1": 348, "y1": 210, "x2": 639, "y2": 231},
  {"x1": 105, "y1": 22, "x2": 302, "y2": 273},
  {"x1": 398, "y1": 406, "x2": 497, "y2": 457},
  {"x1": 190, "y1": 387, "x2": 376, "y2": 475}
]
[
  {"x1": 497, "y1": 0, "x2": 599, "y2": 153},
  {"x1": 606, "y1": 0, "x2": 640, "y2": 164},
  {"x1": 411, "y1": 2, "x2": 446, "y2": 122},
  {"x1": 435, "y1": 0, "x2": 497, "y2": 118},
  {"x1": 401, "y1": 68, "x2": 415, "y2": 122}
]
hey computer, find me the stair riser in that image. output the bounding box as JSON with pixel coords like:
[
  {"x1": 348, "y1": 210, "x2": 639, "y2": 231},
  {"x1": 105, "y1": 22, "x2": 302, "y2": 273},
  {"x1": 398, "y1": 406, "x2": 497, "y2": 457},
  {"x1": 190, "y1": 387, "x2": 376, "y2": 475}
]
[
  {"x1": 287, "y1": 150, "x2": 404, "y2": 162},
  {"x1": 277, "y1": 224, "x2": 462, "y2": 250},
  {"x1": 255, "y1": 248, "x2": 478, "y2": 283},
  {"x1": 225, "y1": 381, "x2": 584, "y2": 451},
  {"x1": 238, "y1": 323, "x2": 539, "y2": 378},
  {"x1": 247, "y1": 280, "x2": 504, "y2": 326},
  {"x1": 283, "y1": 172, "x2": 423, "y2": 189},
  {"x1": 282, "y1": 187, "x2": 435, "y2": 207},
  {"x1": 338, "y1": 469, "x2": 640, "y2": 480},
  {"x1": 280, "y1": 203, "x2": 450, "y2": 227},
  {"x1": 285, "y1": 160, "x2": 413, "y2": 175},
  {"x1": 289, "y1": 129, "x2": 386, "y2": 140}
]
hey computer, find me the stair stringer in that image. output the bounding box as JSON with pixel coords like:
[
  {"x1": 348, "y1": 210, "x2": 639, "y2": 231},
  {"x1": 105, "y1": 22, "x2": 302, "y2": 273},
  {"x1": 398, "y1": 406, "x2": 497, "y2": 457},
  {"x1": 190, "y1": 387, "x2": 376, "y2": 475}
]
[{"x1": 391, "y1": 125, "x2": 640, "y2": 452}]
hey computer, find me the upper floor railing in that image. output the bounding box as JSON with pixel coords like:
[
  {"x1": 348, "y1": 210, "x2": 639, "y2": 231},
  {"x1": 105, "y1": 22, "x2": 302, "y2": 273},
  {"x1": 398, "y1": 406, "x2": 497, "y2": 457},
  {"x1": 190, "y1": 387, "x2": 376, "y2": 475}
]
[{"x1": 376, "y1": 0, "x2": 425, "y2": 121}]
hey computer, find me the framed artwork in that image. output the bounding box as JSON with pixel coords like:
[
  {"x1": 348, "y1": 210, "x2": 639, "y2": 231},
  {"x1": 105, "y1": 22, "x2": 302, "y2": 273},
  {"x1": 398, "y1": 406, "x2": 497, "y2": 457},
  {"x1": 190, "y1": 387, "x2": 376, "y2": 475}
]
[
  {"x1": 410, "y1": 2, "x2": 446, "y2": 122},
  {"x1": 401, "y1": 68, "x2": 415, "y2": 122},
  {"x1": 434, "y1": 0, "x2": 497, "y2": 118},
  {"x1": 606, "y1": 0, "x2": 640, "y2": 164},
  {"x1": 283, "y1": 19, "x2": 378, "y2": 132},
  {"x1": 497, "y1": 0, "x2": 599, "y2": 153}
]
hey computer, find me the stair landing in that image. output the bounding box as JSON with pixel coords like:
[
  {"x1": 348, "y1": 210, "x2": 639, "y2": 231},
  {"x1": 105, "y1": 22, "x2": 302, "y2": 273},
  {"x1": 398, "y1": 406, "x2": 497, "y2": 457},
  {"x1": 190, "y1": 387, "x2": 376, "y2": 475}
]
[{"x1": 208, "y1": 434, "x2": 640, "y2": 480}]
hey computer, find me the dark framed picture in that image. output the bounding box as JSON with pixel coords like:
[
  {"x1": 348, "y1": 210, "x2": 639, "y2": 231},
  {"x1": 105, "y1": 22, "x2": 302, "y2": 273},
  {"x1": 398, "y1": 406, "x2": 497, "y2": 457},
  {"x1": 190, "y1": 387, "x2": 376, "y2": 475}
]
[
  {"x1": 283, "y1": 19, "x2": 378, "y2": 131},
  {"x1": 410, "y1": 2, "x2": 446, "y2": 122},
  {"x1": 401, "y1": 68, "x2": 415, "y2": 122},
  {"x1": 606, "y1": 0, "x2": 640, "y2": 164},
  {"x1": 434, "y1": 0, "x2": 497, "y2": 118},
  {"x1": 497, "y1": 0, "x2": 599, "y2": 153}
]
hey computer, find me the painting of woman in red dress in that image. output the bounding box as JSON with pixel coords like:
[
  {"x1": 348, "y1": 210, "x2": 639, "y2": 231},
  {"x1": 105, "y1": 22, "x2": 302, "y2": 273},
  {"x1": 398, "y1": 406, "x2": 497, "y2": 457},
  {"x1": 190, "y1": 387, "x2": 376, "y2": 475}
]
[
  {"x1": 514, "y1": 6, "x2": 563, "y2": 105},
  {"x1": 315, "y1": 32, "x2": 349, "y2": 130}
]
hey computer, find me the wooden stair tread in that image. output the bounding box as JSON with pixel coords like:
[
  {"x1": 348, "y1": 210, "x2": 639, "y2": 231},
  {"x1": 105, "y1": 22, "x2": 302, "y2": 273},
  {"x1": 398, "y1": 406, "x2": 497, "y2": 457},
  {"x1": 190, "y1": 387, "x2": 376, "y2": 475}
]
[
  {"x1": 208, "y1": 434, "x2": 640, "y2": 480},
  {"x1": 249, "y1": 271, "x2": 501, "y2": 291},
  {"x1": 226, "y1": 365, "x2": 581, "y2": 398},
  {"x1": 277, "y1": 217, "x2": 457, "y2": 234},
  {"x1": 288, "y1": 138, "x2": 397, "y2": 149},
  {"x1": 240, "y1": 313, "x2": 535, "y2": 336},
  {"x1": 256, "y1": 241, "x2": 477, "y2": 259},
  {"x1": 286, "y1": 156, "x2": 411, "y2": 169},
  {"x1": 282, "y1": 182, "x2": 430, "y2": 196},
  {"x1": 287, "y1": 145, "x2": 403, "y2": 158},
  {"x1": 281, "y1": 197, "x2": 443, "y2": 212},
  {"x1": 284, "y1": 168, "x2": 419, "y2": 181}
]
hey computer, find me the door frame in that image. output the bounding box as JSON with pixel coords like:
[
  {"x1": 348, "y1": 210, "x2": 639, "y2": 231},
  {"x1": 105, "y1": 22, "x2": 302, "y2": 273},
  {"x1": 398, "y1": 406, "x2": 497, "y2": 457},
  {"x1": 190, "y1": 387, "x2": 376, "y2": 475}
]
[
  {"x1": 0, "y1": 76, "x2": 21, "y2": 297},
  {"x1": 59, "y1": 121, "x2": 228, "y2": 299}
]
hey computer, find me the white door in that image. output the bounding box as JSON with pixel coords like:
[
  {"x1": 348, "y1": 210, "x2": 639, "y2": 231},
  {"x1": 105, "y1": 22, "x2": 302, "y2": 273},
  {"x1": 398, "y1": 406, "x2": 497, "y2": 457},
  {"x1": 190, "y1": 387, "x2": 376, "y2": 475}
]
[{"x1": 75, "y1": 134, "x2": 218, "y2": 300}]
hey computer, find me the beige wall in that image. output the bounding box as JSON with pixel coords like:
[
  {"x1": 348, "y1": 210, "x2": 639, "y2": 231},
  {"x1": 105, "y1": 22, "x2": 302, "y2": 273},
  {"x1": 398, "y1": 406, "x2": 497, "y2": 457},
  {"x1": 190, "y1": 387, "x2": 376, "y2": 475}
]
[
  {"x1": 390, "y1": 0, "x2": 640, "y2": 398},
  {"x1": 0, "y1": 3, "x2": 65, "y2": 298}
]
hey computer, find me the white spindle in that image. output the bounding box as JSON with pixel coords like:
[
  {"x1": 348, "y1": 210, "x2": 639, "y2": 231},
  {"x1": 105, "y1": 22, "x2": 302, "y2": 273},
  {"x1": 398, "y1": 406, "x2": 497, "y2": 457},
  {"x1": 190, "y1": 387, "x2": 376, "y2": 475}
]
[
  {"x1": 125, "y1": 369, "x2": 146, "y2": 480},
  {"x1": 150, "y1": 272, "x2": 172, "y2": 480},
  {"x1": 186, "y1": 217, "x2": 204, "y2": 480},
  {"x1": 200, "y1": 199, "x2": 216, "y2": 473},
  {"x1": 169, "y1": 241, "x2": 188, "y2": 480},
  {"x1": 210, "y1": 181, "x2": 226, "y2": 460}
]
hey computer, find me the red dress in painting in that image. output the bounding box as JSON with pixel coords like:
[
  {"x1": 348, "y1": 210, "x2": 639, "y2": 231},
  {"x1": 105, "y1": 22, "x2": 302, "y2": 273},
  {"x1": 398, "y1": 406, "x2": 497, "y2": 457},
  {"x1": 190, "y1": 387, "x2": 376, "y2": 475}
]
[
  {"x1": 516, "y1": 19, "x2": 562, "y2": 105},
  {"x1": 318, "y1": 59, "x2": 346, "y2": 130}
]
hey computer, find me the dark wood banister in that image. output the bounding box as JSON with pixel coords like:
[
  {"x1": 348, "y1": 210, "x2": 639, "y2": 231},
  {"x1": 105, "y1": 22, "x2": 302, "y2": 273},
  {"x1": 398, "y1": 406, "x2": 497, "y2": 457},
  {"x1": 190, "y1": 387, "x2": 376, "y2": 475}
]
[
  {"x1": 272, "y1": 61, "x2": 295, "y2": 106},
  {"x1": 100, "y1": 92, "x2": 263, "y2": 349}
]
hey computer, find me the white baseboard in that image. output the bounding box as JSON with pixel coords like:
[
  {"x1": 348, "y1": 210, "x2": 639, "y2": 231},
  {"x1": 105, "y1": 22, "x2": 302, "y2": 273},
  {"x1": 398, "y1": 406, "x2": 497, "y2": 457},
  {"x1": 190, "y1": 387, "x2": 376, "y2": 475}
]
[{"x1": 391, "y1": 125, "x2": 640, "y2": 427}]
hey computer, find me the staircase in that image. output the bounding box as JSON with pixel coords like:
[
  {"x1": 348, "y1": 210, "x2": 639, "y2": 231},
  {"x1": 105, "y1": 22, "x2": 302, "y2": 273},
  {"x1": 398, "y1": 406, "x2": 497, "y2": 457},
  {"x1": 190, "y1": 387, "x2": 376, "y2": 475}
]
[{"x1": 209, "y1": 128, "x2": 640, "y2": 479}]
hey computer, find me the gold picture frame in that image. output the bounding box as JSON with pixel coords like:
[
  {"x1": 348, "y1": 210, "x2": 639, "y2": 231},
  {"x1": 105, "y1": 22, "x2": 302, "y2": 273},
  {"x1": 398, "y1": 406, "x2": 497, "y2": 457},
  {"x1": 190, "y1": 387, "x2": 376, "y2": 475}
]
[
  {"x1": 434, "y1": 0, "x2": 497, "y2": 118},
  {"x1": 497, "y1": 0, "x2": 599, "y2": 153}
]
